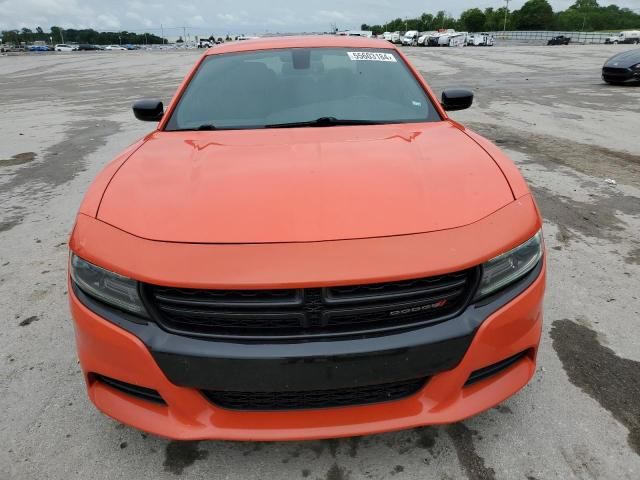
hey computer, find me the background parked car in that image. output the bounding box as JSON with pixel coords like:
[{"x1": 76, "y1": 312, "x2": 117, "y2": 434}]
[
  {"x1": 427, "y1": 29, "x2": 457, "y2": 47},
  {"x1": 417, "y1": 31, "x2": 433, "y2": 46},
  {"x1": 468, "y1": 33, "x2": 495, "y2": 47},
  {"x1": 602, "y1": 48, "x2": 640, "y2": 84},
  {"x1": 427, "y1": 32, "x2": 442, "y2": 47},
  {"x1": 1, "y1": 44, "x2": 26, "y2": 52},
  {"x1": 78, "y1": 44, "x2": 101, "y2": 51},
  {"x1": 431, "y1": 31, "x2": 462, "y2": 47},
  {"x1": 28, "y1": 45, "x2": 50, "y2": 52},
  {"x1": 448, "y1": 32, "x2": 467, "y2": 47},
  {"x1": 605, "y1": 31, "x2": 640, "y2": 44},
  {"x1": 401, "y1": 30, "x2": 419, "y2": 46},
  {"x1": 54, "y1": 44, "x2": 74, "y2": 52},
  {"x1": 105, "y1": 45, "x2": 127, "y2": 51},
  {"x1": 548, "y1": 36, "x2": 571, "y2": 45},
  {"x1": 390, "y1": 31, "x2": 401, "y2": 44}
]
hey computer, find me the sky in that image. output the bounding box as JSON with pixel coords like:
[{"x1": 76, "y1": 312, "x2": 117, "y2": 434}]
[{"x1": 1, "y1": 0, "x2": 639, "y2": 36}]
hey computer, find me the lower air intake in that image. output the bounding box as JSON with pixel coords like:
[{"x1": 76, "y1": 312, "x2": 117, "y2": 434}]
[
  {"x1": 465, "y1": 350, "x2": 530, "y2": 387},
  {"x1": 203, "y1": 378, "x2": 427, "y2": 411},
  {"x1": 93, "y1": 374, "x2": 166, "y2": 405}
]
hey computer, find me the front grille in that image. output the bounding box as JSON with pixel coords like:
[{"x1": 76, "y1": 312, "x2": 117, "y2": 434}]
[
  {"x1": 602, "y1": 67, "x2": 634, "y2": 80},
  {"x1": 142, "y1": 268, "x2": 477, "y2": 339},
  {"x1": 203, "y1": 378, "x2": 427, "y2": 410},
  {"x1": 603, "y1": 67, "x2": 631, "y2": 75}
]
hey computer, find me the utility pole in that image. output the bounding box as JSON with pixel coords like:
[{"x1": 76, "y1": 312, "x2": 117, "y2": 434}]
[
  {"x1": 161, "y1": 24, "x2": 164, "y2": 44},
  {"x1": 183, "y1": 26, "x2": 187, "y2": 43},
  {"x1": 503, "y1": 0, "x2": 511, "y2": 32}
]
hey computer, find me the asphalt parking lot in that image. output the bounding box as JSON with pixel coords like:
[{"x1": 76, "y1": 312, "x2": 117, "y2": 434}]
[{"x1": 1, "y1": 44, "x2": 639, "y2": 480}]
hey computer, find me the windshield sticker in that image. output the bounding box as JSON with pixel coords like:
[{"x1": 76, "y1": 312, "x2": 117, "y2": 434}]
[{"x1": 347, "y1": 52, "x2": 397, "y2": 62}]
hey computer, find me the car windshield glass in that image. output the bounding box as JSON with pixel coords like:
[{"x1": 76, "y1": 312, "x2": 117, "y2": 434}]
[{"x1": 165, "y1": 47, "x2": 440, "y2": 131}]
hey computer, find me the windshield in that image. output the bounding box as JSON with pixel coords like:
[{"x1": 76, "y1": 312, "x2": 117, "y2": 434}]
[{"x1": 165, "y1": 47, "x2": 440, "y2": 131}]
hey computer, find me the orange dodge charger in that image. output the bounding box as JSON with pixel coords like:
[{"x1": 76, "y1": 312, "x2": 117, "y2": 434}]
[{"x1": 68, "y1": 35, "x2": 545, "y2": 440}]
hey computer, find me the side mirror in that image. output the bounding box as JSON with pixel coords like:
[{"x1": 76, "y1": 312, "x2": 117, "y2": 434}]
[
  {"x1": 441, "y1": 89, "x2": 474, "y2": 111},
  {"x1": 132, "y1": 99, "x2": 164, "y2": 121}
]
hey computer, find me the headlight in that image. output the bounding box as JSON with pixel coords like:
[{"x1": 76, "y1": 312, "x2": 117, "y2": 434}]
[
  {"x1": 70, "y1": 254, "x2": 148, "y2": 316},
  {"x1": 475, "y1": 230, "x2": 543, "y2": 300}
]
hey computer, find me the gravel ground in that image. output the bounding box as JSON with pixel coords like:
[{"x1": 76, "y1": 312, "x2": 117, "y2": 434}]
[{"x1": 1, "y1": 44, "x2": 639, "y2": 480}]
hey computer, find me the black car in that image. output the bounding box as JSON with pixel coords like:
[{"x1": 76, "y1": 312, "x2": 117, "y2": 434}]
[
  {"x1": 547, "y1": 35, "x2": 571, "y2": 45},
  {"x1": 602, "y1": 49, "x2": 640, "y2": 84},
  {"x1": 78, "y1": 44, "x2": 101, "y2": 51}
]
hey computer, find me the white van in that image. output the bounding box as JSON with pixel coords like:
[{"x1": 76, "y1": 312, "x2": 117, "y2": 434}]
[
  {"x1": 448, "y1": 33, "x2": 467, "y2": 47},
  {"x1": 417, "y1": 32, "x2": 434, "y2": 46},
  {"x1": 426, "y1": 29, "x2": 457, "y2": 47},
  {"x1": 468, "y1": 33, "x2": 495, "y2": 47},
  {"x1": 605, "y1": 31, "x2": 640, "y2": 44},
  {"x1": 437, "y1": 31, "x2": 458, "y2": 47},
  {"x1": 401, "y1": 31, "x2": 419, "y2": 46}
]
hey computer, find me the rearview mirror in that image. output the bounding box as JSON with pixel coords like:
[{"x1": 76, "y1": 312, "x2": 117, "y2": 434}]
[
  {"x1": 132, "y1": 99, "x2": 164, "y2": 121},
  {"x1": 441, "y1": 89, "x2": 474, "y2": 111}
]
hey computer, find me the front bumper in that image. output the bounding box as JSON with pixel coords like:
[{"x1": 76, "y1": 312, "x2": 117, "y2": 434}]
[
  {"x1": 70, "y1": 262, "x2": 544, "y2": 441},
  {"x1": 602, "y1": 68, "x2": 640, "y2": 83},
  {"x1": 69, "y1": 194, "x2": 545, "y2": 440}
]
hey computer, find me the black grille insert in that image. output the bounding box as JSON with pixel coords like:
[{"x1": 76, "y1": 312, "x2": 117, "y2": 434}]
[
  {"x1": 203, "y1": 378, "x2": 427, "y2": 410},
  {"x1": 142, "y1": 269, "x2": 477, "y2": 339},
  {"x1": 464, "y1": 350, "x2": 530, "y2": 387},
  {"x1": 93, "y1": 374, "x2": 166, "y2": 405},
  {"x1": 603, "y1": 67, "x2": 631, "y2": 74}
]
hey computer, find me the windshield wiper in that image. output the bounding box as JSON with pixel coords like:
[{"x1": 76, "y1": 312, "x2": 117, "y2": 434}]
[
  {"x1": 264, "y1": 117, "x2": 386, "y2": 129},
  {"x1": 170, "y1": 124, "x2": 218, "y2": 132},
  {"x1": 169, "y1": 118, "x2": 386, "y2": 132}
]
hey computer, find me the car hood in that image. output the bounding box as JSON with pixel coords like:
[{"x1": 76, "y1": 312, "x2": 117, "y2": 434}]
[
  {"x1": 98, "y1": 122, "x2": 514, "y2": 243},
  {"x1": 605, "y1": 49, "x2": 640, "y2": 67}
]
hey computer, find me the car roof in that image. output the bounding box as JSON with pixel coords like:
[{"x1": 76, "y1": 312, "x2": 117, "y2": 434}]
[{"x1": 205, "y1": 35, "x2": 395, "y2": 56}]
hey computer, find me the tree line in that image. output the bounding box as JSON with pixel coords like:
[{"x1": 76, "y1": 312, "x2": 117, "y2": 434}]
[
  {"x1": 361, "y1": 0, "x2": 640, "y2": 34},
  {"x1": 2, "y1": 0, "x2": 638, "y2": 46},
  {"x1": 1, "y1": 26, "x2": 164, "y2": 46}
]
